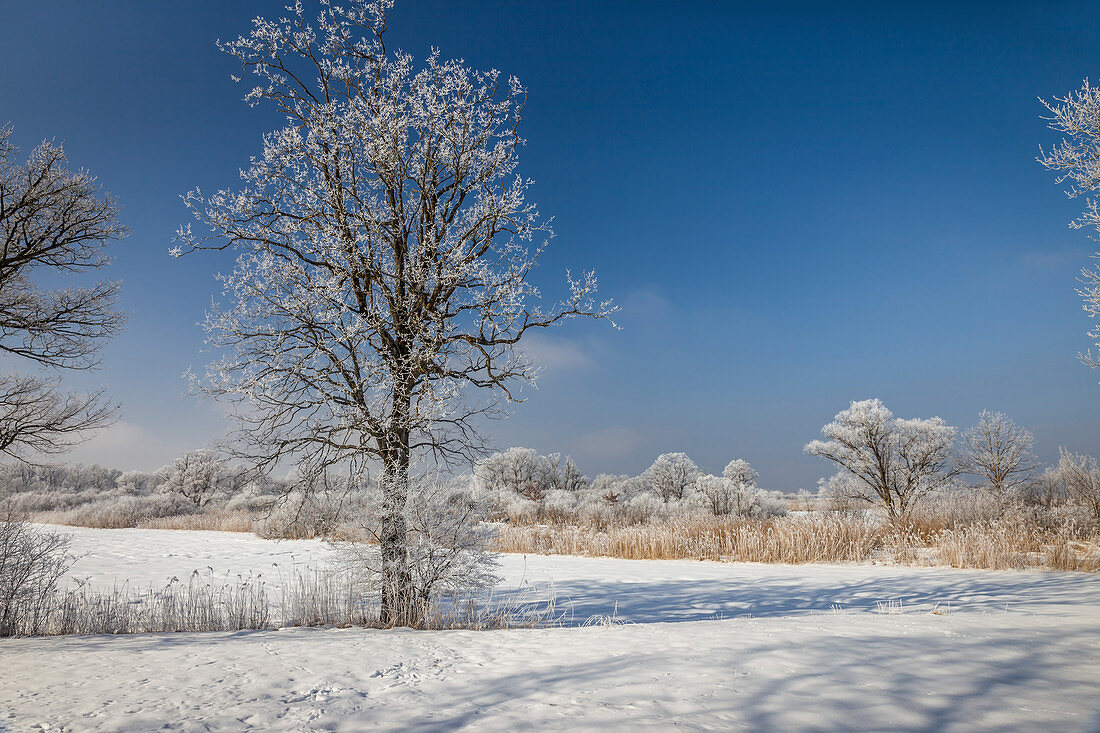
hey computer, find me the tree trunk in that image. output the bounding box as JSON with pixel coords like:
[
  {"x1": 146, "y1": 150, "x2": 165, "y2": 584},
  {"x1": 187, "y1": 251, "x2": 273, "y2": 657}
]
[
  {"x1": 379, "y1": 375, "x2": 415, "y2": 626},
  {"x1": 380, "y1": 436, "x2": 414, "y2": 626}
]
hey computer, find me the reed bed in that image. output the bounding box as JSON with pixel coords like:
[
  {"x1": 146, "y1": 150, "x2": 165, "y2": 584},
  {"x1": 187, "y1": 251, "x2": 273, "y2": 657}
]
[
  {"x1": 491, "y1": 513, "x2": 1100, "y2": 572},
  {"x1": 138, "y1": 510, "x2": 256, "y2": 533},
  {"x1": 493, "y1": 515, "x2": 884, "y2": 564}
]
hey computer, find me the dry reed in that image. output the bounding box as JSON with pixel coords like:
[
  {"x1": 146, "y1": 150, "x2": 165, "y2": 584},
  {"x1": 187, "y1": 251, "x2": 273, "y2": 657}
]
[{"x1": 491, "y1": 513, "x2": 1100, "y2": 572}]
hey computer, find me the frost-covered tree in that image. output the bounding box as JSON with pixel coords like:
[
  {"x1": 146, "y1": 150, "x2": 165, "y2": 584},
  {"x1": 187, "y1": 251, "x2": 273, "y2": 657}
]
[
  {"x1": 693, "y1": 475, "x2": 736, "y2": 516},
  {"x1": 805, "y1": 399, "x2": 957, "y2": 518},
  {"x1": 156, "y1": 450, "x2": 244, "y2": 509},
  {"x1": 474, "y1": 447, "x2": 587, "y2": 503},
  {"x1": 115, "y1": 470, "x2": 158, "y2": 496},
  {"x1": 721, "y1": 458, "x2": 759, "y2": 516},
  {"x1": 1057, "y1": 448, "x2": 1100, "y2": 522},
  {"x1": 955, "y1": 411, "x2": 1037, "y2": 500},
  {"x1": 475, "y1": 448, "x2": 551, "y2": 500},
  {"x1": 175, "y1": 1, "x2": 612, "y2": 625},
  {"x1": 591, "y1": 473, "x2": 631, "y2": 505},
  {"x1": 0, "y1": 125, "x2": 126, "y2": 459},
  {"x1": 643, "y1": 452, "x2": 698, "y2": 503},
  {"x1": 1038, "y1": 80, "x2": 1100, "y2": 373},
  {"x1": 546, "y1": 453, "x2": 588, "y2": 493}
]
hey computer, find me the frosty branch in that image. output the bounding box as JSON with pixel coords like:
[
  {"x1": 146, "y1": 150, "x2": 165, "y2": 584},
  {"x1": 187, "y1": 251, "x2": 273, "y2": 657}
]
[{"x1": 0, "y1": 125, "x2": 125, "y2": 459}]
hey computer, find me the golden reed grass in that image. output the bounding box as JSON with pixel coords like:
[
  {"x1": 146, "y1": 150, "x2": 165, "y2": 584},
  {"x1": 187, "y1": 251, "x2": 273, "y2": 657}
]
[{"x1": 491, "y1": 514, "x2": 1100, "y2": 571}]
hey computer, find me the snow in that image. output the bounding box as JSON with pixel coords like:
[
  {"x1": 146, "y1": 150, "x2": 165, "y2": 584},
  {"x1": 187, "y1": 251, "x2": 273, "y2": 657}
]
[{"x1": 3, "y1": 526, "x2": 1100, "y2": 731}]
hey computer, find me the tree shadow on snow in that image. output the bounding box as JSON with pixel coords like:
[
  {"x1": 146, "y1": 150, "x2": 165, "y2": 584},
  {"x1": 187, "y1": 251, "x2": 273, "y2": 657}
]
[{"x1": 491, "y1": 567, "x2": 1100, "y2": 625}]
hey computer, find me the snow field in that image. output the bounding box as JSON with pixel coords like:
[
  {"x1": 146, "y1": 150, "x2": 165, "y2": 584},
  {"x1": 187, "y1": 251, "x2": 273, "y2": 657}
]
[{"x1": 1, "y1": 526, "x2": 1099, "y2": 731}]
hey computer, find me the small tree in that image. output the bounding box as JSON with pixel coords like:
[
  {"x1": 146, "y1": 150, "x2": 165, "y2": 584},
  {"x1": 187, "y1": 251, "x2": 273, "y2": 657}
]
[
  {"x1": 0, "y1": 125, "x2": 126, "y2": 459},
  {"x1": 1057, "y1": 448, "x2": 1100, "y2": 522},
  {"x1": 722, "y1": 458, "x2": 760, "y2": 517},
  {"x1": 805, "y1": 399, "x2": 957, "y2": 518},
  {"x1": 156, "y1": 450, "x2": 244, "y2": 509},
  {"x1": 642, "y1": 452, "x2": 698, "y2": 503},
  {"x1": 693, "y1": 475, "x2": 734, "y2": 516},
  {"x1": 176, "y1": 1, "x2": 613, "y2": 625},
  {"x1": 475, "y1": 448, "x2": 552, "y2": 500},
  {"x1": 955, "y1": 411, "x2": 1038, "y2": 501},
  {"x1": 1038, "y1": 80, "x2": 1100, "y2": 372}
]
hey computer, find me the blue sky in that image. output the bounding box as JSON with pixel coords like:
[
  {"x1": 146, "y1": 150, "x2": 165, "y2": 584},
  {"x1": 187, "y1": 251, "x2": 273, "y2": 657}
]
[{"x1": 1, "y1": 0, "x2": 1098, "y2": 490}]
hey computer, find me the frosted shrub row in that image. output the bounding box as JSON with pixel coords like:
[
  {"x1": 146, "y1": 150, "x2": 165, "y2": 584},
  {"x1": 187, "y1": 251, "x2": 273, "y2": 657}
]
[{"x1": 472, "y1": 447, "x2": 786, "y2": 525}]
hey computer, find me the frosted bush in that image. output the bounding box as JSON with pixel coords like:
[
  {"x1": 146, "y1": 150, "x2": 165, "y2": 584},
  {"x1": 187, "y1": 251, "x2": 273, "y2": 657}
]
[
  {"x1": 39, "y1": 493, "x2": 195, "y2": 528},
  {"x1": 542, "y1": 489, "x2": 577, "y2": 520},
  {"x1": 0, "y1": 508, "x2": 73, "y2": 636},
  {"x1": 625, "y1": 492, "x2": 664, "y2": 521},
  {"x1": 252, "y1": 487, "x2": 350, "y2": 539},
  {"x1": 493, "y1": 491, "x2": 538, "y2": 523},
  {"x1": 753, "y1": 490, "x2": 788, "y2": 518},
  {"x1": 339, "y1": 478, "x2": 500, "y2": 609}
]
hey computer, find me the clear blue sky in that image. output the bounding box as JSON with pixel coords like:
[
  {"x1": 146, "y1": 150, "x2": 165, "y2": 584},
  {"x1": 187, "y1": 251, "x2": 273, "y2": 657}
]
[{"x1": 1, "y1": 0, "x2": 1098, "y2": 490}]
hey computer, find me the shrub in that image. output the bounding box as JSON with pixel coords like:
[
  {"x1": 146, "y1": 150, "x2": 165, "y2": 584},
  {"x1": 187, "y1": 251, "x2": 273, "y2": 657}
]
[{"x1": 0, "y1": 507, "x2": 74, "y2": 636}]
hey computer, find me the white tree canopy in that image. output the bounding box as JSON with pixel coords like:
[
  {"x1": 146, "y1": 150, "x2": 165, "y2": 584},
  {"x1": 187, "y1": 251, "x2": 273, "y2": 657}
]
[
  {"x1": 805, "y1": 399, "x2": 956, "y2": 518},
  {"x1": 642, "y1": 452, "x2": 699, "y2": 503}
]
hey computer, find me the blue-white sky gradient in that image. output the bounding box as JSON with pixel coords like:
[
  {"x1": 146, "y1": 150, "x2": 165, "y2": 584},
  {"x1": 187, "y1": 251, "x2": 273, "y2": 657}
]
[{"x1": 2, "y1": 0, "x2": 1098, "y2": 490}]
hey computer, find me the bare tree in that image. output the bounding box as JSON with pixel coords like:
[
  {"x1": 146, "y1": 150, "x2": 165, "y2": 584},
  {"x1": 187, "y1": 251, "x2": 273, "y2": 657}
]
[
  {"x1": 1038, "y1": 81, "x2": 1100, "y2": 371},
  {"x1": 1057, "y1": 448, "x2": 1100, "y2": 522},
  {"x1": 0, "y1": 125, "x2": 126, "y2": 460},
  {"x1": 176, "y1": 1, "x2": 612, "y2": 625},
  {"x1": 955, "y1": 410, "x2": 1038, "y2": 500},
  {"x1": 805, "y1": 399, "x2": 957, "y2": 518}
]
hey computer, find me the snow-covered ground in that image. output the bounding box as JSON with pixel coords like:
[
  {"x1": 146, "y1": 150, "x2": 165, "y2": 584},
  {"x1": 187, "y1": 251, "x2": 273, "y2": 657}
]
[{"x1": 2, "y1": 526, "x2": 1100, "y2": 731}]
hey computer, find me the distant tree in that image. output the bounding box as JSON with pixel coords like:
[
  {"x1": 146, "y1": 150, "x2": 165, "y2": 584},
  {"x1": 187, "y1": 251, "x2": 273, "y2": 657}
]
[
  {"x1": 643, "y1": 452, "x2": 698, "y2": 503},
  {"x1": 722, "y1": 458, "x2": 760, "y2": 516},
  {"x1": 693, "y1": 475, "x2": 735, "y2": 516},
  {"x1": 1057, "y1": 448, "x2": 1100, "y2": 522},
  {"x1": 475, "y1": 447, "x2": 587, "y2": 501},
  {"x1": 175, "y1": 1, "x2": 612, "y2": 625},
  {"x1": 546, "y1": 453, "x2": 588, "y2": 493},
  {"x1": 591, "y1": 473, "x2": 630, "y2": 506},
  {"x1": 955, "y1": 411, "x2": 1038, "y2": 500},
  {"x1": 156, "y1": 450, "x2": 244, "y2": 509},
  {"x1": 0, "y1": 125, "x2": 126, "y2": 459},
  {"x1": 1020, "y1": 464, "x2": 1068, "y2": 508},
  {"x1": 115, "y1": 470, "x2": 158, "y2": 496},
  {"x1": 476, "y1": 448, "x2": 551, "y2": 500},
  {"x1": 1038, "y1": 80, "x2": 1100, "y2": 373},
  {"x1": 805, "y1": 399, "x2": 957, "y2": 518}
]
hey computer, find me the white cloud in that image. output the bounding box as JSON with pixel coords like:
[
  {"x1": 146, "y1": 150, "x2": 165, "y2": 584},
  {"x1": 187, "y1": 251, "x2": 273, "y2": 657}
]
[
  {"x1": 60, "y1": 421, "x2": 195, "y2": 471},
  {"x1": 517, "y1": 334, "x2": 594, "y2": 375}
]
